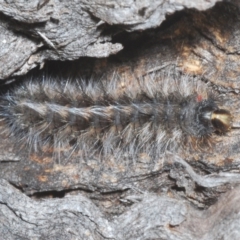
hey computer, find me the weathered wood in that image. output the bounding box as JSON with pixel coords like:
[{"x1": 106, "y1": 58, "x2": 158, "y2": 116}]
[
  {"x1": 1, "y1": 0, "x2": 240, "y2": 239},
  {"x1": 0, "y1": 0, "x2": 221, "y2": 79},
  {"x1": 1, "y1": 178, "x2": 240, "y2": 239}
]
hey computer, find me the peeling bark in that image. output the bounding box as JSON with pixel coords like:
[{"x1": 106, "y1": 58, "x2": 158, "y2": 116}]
[{"x1": 1, "y1": 179, "x2": 240, "y2": 239}]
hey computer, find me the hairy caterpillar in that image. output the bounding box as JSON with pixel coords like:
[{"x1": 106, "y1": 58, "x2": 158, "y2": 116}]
[{"x1": 0, "y1": 71, "x2": 232, "y2": 162}]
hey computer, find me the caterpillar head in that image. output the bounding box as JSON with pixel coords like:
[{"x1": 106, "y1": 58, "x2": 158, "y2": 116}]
[
  {"x1": 183, "y1": 97, "x2": 233, "y2": 137},
  {"x1": 203, "y1": 109, "x2": 232, "y2": 133}
]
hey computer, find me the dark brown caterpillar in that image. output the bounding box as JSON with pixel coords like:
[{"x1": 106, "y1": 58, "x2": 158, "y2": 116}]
[{"x1": 0, "y1": 72, "x2": 232, "y2": 161}]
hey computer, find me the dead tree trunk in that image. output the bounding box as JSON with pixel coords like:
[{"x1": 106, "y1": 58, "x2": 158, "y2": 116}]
[{"x1": 0, "y1": 0, "x2": 240, "y2": 239}]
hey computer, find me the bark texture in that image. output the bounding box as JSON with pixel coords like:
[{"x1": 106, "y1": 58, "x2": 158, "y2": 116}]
[{"x1": 1, "y1": 0, "x2": 240, "y2": 239}]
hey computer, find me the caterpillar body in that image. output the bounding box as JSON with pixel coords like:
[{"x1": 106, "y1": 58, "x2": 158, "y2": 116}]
[{"x1": 0, "y1": 71, "x2": 232, "y2": 162}]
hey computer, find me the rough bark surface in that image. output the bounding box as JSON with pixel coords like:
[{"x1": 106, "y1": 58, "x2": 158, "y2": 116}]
[
  {"x1": 0, "y1": 0, "x2": 221, "y2": 79},
  {"x1": 1, "y1": 0, "x2": 240, "y2": 239}
]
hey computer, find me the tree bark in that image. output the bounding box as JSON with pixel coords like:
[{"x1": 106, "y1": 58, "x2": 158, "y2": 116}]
[{"x1": 1, "y1": 0, "x2": 240, "y2": 239}]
